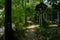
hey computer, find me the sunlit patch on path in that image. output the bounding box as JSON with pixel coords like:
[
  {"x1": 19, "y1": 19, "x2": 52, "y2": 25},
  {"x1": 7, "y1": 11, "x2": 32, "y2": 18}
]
[
  {"x1": 25, "y1": 24, "x2": 40, "y2": 40},
  {"x1": 49, "y1": 24, "x2": 58, "y2": 27},
  {"x1": 26, "y1": 25, "x2": 40, "y2": 29}
]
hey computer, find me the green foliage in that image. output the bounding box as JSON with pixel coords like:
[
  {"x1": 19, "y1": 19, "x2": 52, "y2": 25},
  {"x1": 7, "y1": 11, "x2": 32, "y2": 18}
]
[
  {"x1": 35, "y1": 27, "x2": 56, "y2": 38},
  {"x1": 12, "y1": 0, "x2": 25, "y2": 30},
  {"x1": 0, "y1": 0, "x2": 5, "y2": 27},
  {"x1": 0, "y1": 11, "x2": 4, "y2": 27},
  {"x1": 42, "y1": 18, "x2": 49, "y2": 28},
  {"x1": 0, "y1": 0, "x2": 5, "y2": 9},
  {"x1": 12, "y1": 0, "x2": 41, "y2": 30}
]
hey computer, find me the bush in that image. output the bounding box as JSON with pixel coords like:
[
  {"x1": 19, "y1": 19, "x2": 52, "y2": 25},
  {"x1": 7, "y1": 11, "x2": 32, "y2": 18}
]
[{"x1": 35, "y1": 27, "x2": 56, "y2": 40}]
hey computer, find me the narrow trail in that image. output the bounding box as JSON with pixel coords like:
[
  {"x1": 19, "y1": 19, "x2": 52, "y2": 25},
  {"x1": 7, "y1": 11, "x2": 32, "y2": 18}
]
[
  {"x1": 26, "y1": 25, "x2": 39, "y2": 40},
  {"x1": 25, "y1": 25, "x2": 39, "y2": 40},
  {"x1": 25, "y1": 24, "x2": 58, "y2": 40}
]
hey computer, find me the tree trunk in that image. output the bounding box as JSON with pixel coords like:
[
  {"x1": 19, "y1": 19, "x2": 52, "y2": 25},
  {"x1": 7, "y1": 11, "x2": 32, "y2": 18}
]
[{"x1": 5, "y1": 0, "x2": 14, "y2": 40}]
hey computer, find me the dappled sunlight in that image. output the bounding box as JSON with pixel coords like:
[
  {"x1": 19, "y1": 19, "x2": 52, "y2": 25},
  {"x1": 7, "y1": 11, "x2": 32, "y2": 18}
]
[
  {"x1": 49, "y1": 24, "x2": 58, "y2": 27},
  {"x1": 0, "y1": 0, "x2": 60, "y2": 40},
  {"x1": 26, "y1": 25, "x2": 40, "y2": 29}
]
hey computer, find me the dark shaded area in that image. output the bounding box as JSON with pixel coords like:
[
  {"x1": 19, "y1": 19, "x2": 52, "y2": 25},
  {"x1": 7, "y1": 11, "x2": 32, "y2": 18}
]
[
  {"x1": 58, "y1": 3, "x2": 60, "y2": 27},
  {"x1": 35, "y1": 2, "x2": 47, "y2": 11},
  {"x1": 5, "y1": 0, "x2": 14, "y2": 40}
]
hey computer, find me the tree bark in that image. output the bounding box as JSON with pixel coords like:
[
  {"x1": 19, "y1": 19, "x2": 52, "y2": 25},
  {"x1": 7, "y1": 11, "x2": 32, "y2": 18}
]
[{"x1": 5, "y1": 0, "x2": 14, "y2": 40}]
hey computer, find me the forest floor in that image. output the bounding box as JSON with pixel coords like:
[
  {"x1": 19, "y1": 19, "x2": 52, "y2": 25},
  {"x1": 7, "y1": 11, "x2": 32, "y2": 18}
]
[
  {"x1": 25, "y1": 24, "x2": 40, "y2": 40},
  {"x1": 0, "y1": 22, "x2": 59, "y2": 40},
  {"x1": 24, "y1": 23, "x2": 59, "y2": 40}
]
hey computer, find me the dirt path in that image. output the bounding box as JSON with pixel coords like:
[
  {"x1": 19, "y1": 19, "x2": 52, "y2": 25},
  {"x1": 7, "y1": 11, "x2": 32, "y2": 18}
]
[
  {"x1": 25, "y1": 25, "x2": 39, "y2": 40},
  {"x1": 25, "y1": 24, "x2": 58, "y2": 40}
]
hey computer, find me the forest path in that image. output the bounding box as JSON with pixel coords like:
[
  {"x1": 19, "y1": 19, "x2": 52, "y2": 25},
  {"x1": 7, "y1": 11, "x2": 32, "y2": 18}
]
[
  {"x1": 25, "y1": 24, "x2": 58, "y2": 40},
  {"x1": 25, "y1": 25, "x2": 39, "y2": 40}
]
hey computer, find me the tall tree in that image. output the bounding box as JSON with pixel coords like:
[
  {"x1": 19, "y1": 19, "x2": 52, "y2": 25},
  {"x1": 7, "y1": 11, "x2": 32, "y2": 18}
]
[{"x1": 5, "y1": 0, "x2": 14, "y2": 40}]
